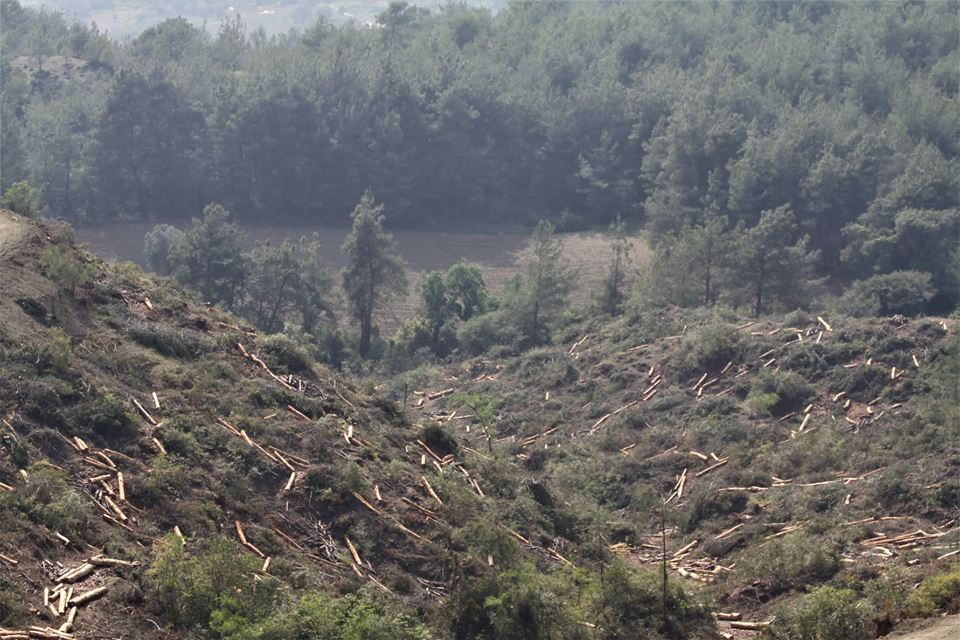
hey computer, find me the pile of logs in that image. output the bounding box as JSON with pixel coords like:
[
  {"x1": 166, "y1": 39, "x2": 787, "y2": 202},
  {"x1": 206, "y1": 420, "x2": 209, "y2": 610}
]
[{"x1": 31, "y1": 555, "x2": 133, "y2": 636}]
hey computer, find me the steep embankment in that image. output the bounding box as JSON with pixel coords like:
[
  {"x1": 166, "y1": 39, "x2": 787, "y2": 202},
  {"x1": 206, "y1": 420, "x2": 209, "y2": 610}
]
[
  {"x1": 1, "y1": 210, "x2": 619, "y2": 639},
  {"x1": 385, "y1": 303, "x2": 960, "y2": 636}
]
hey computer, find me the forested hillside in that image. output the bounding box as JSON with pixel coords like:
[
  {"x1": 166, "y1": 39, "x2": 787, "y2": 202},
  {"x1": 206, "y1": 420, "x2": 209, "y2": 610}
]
[{"x1": 2, "y1": 0, "x2": 958, "y2": 310}]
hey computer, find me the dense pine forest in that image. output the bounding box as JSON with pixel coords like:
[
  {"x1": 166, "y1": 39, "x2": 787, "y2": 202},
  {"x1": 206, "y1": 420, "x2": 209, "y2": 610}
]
[{"x1": 2, "y1": 1, "x2": 958, "y2": 306}]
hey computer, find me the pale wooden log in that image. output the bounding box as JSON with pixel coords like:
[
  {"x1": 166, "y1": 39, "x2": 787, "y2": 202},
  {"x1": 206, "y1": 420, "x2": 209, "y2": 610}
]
[
  {"x1": 117, "y1": 473, "x2": 125, "y2": 501},
  {"x1": 421, "y1": 476, "x2": 443, "y2": 506},
  {"x1": 283, "y1": 472, "x2": 296, "y2": 492},
  {"x1": 57, "y1": 564, "x2": 95, "y2": 584},
  {"x1": 131, "y1": 398, "x2": 158, "y2": 425},
  {"x1": 0, "y1": 553, "x2": 17, "y2": 566},
  {"x1": 68, "y1": 586, "x2": 106, "y2": 606},
  {"x1": 151, "y1": 391, "x2": 160, "y2": 409},
  {"x1": 103, "y1": 495, "x2": 126, "y2": 521},
  {"x1": 696, "y1": 458, "x2": 729, "y2": 477},
  {"x1": 88, "y1": 556, "x2": 137, "y2": 567},
  {"x1": 715, "y1": 523, "x2": 744, "y2": 540},
  {"x1": 715, "y1": 612, "x2": 741, "y2": 621},
  {"x1": 234, "y1": 521, "x2": 248, "y2": 545},
  {"x1": 817, "y1": 316, "x2": 833, "y2": 332},
  {"x1": 151, "y1": 437, "x2": 167, "y2": 454},
  {"x1": 730, "y1": 620, "x2": 770, "y2": 630},
  {"x1": 344, "y1": 536, "x2": 362, "y2": 566},
  {"x1": 261, "y1": 557, "x2": 271, "y2": 573},
  {"x1": 672, "y1": 539, "x2": 698, "y2": 558},
  {"x1": 286, "y1": 405, "x2": 310, "y2": 421}
]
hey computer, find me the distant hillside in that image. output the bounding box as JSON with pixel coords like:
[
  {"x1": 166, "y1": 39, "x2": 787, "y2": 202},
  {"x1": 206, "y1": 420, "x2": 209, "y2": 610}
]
[{"x1": 24, "y1": 0, "x2": 507, "y2": 35}]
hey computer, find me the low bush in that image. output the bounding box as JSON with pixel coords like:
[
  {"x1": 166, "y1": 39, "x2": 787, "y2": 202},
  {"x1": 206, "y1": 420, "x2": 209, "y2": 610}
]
[
  {"x1": 905, "y1": 565, "x2": 960, "y2": 617},
  {"x1": 147, "y1": 535, "x2": 280, "y2": 631},
  {"x1": 258, "y1": 334, "x2": 314, "y2": 374},
  {"x1": 768, "y1": 586, "x2": 869, "y2": 640},
  {"x1": 736, "y1": 532, "x2": 839, "y2": 597},
  {"x1": 672, "y1": 322, "x2": 741, "y2": 379},
  {"x1": 838, "y1": 271, "x2": 935, "y2": 317},
  {"x1": 748, "y1": 370, "x2": 814, "y2": 416},
  {"x1": 231, "y1": 590, "x2": 433, "y2": 640},
  {"x1": 129, "y1": 322, "x2": 214, "y2": 358}
]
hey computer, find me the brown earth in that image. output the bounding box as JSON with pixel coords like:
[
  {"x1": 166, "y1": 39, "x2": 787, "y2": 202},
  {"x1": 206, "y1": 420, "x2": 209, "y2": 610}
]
[{"x1": 883, "y1": 615, "x2": 960, "y2": 640}]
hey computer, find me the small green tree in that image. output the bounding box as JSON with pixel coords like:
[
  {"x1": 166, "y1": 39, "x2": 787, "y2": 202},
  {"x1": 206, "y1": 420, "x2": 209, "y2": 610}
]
[
  {"x1": 143, "y1": 224, "x2": 185, "y2": 276},
  {"x1": 171, "y1": 204, "x2": 248, "y2": 308},
  {"x1": 598, "y1": 214, "x2": 632, "y2": 316},
  {"x1": 2, "y1": 180, "x2": 42, "y2": 217},
  {"x1": 294, "y1": 234, "x2": 336, "y2": 334},
  {"x1": 504, "y1": 221, "x2": 575, "y2": 346},
  {"x1": 421, "y1": 270, "x2": 450, "y2": 349},
  {"x1": 730, "y1": 206, "x2": 821, "y2": 316},
  {"x1": 39, "y1": 243, "x2": 95, "y2": 294},
  {"x1": 444, "y1": 261, "x2": 490, "y2": 321},
  {"x1": 244, "y1": 240, "x2": 302, "y2": 334},
  {"x1": 341, "y1": 190, "x2": 407, "y2": 358}
]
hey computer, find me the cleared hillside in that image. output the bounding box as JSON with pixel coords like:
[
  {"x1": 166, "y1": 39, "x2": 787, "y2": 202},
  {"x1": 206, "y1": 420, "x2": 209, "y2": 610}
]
[{"x1": 382, "y1": 297, "x2": 960, "y2": 637}]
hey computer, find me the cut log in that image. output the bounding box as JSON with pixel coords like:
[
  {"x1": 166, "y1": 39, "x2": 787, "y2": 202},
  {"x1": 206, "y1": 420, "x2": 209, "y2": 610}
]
[
  {"x1": 715, "y1": 523, "x2": 743, "y2": 540},
  {"x1": 730, "y1": 620, "x2": 771, "y2": 631},
  {"x1": 421, "y1": 476, "x2": 443, "y2": 506},
  {"x1": 695, "y1": 458, "x2": 728, "y2": 478},
  {"x1": 117, "y1": 473, "x2": 125, "y2": 502},
  {"x1": 283, "y1": 472, "x2": 297, "y2": 492},
  {"x1": 261, "y1": 557, "x2": 271, "y2": 573},
  {"x1": 817, "y1": 316, "x2": 833, "y2": 332},
  {"x1": 715, "y1": 612, "x2": 744, "y2": 622},
  {"x1": 131, "y1": 398, "x2": 158, "y2": 425},
  {"x1": 0, "y1": 553, "x2": 17, "y2": 566},
  {"x1": 151, "y1": 437, "x2": 167, "y2": 455},
  {"x1": 68, "y1": 586, "x2": 106, "y2": 607},
  {"x1": 344, "y1": 536, "x2": 362, "y2": 566},
  {"x1": 234, "y1": 520, "x2": 248, "y2": 545},
  {"x1": 88, "y1": 556, "x2": 137, "y2": 567},
  {"x1": 286, "y1": 405, "x2": 310, "y2": 421},
  {"x1": 427, "y1": 388, "x2": 455, "y2": 401}
]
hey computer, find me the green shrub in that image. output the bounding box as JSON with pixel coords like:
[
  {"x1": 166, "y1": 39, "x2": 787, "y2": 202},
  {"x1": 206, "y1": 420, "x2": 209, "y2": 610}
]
[
  {"x1": 72, "y1": 393, "x2": 139, "y2": 443},
  {"x1": 15, "y1": 464, "x2": 94, "y2": 538},
  {"x1": 769, "y1": 586, "x2": 868, "y2": 640},
  {"x1": 457, "y1": 311, "x2": 520, "y2": 356},
  {"x1": 737, "y1": 532, "x2": 839, "y2": 597},
  {"x1": 39, "y1": 244, "x2": 96, "y2": 292},
  {"x1": 905, "y1": 565, "x2": 960, "y2": 617},
  {"x1": 144, "y1": 224, "x2": 186, "y2": 276},
  {"x1": 839, "y1": 271, "x2": 935, "y2": 317},
  {"x1": 129, "y1": 323, "x2": 214, "y2": 358},
  {"x1": 2, "y1": 181, "x2": 42, "y2": 217},
  {"x1": 0, "y1": 579, "x2": 20, "y2": 626},
  {"x1": 673, "y1": 322, "x2": 741, "y2": 379},
  {"x1": 421, "y1": 423, "x2": 459, "y2": 457},
  {"x1": 147, "y1": 535, "x2": 279, "y2": 630},
  {"x1": 231, "y1": 590, "x2": 433, "y2": 640},
  {"x1": 748, "y1": 370, "x2": 814, "y2": 415},
  {"x1": 258, "y1": 334, "x2": 313, "y2": 374}
]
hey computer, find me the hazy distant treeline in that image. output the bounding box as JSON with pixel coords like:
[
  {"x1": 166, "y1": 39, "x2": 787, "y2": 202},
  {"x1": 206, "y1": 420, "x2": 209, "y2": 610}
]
[{"x1": 1, "y1": 0, "x2": 957, "y2": 296}]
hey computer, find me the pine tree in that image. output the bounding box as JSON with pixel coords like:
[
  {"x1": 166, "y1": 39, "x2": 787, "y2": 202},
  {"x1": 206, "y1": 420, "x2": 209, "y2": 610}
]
[
  {"x1": 341, "y1": 190, "x2": 407, "y2": 358},
  {"x1": 731, "y1": 205, "x2": 821, "y2": 316}
]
